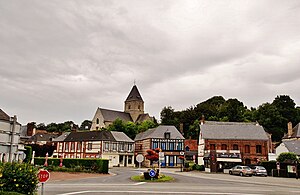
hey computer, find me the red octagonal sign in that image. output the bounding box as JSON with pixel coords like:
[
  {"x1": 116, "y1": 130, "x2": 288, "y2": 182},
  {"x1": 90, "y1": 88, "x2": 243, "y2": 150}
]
[{"x1": 38, "y1": 169, "x2": 50, "y2": 183}]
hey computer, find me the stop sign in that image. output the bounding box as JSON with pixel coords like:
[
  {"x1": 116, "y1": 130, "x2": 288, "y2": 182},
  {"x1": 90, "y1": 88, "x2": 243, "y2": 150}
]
[{"x1": 38, "y1": 169, "x2": 50, "y2": 183}]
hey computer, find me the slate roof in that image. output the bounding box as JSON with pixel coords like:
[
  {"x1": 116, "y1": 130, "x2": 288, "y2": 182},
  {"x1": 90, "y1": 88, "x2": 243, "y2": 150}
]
[
  {"x1": 100, "y1": 108, "x2": 132, "y2": 122},
  {"x1": 52, "y1": 132, "x2": 71, "y2": 142},
  {"x1": 282, "y1": 140, "x2": 300, "y2": 155},
  {"x1": 135, "y1": 125, "x2": 185, "y2": 141},
  {"x1": 111, "y1": 131, "x2": 134, "y2": 143},
  {"x1": 27, "y1": 133, "x2": 58, "y2": 142},
  {"x1": 200, "y1": 121, "x2": 268, "y2": 140},
  {"x1": 136, "y1": 113, "x2": 151, "y2": 123},
  {"x1": 64, "y1": 130, "x2": 115, "y2": 142},
  {"x1": 125, "y1": 85, "x2": 144, "y2": 102},
  {"x1": 283, "y1": 123, "x2": 300, "y2": 139},
  {"x1": 0, "y1": 109, "x2": 10, "y2": 121}
]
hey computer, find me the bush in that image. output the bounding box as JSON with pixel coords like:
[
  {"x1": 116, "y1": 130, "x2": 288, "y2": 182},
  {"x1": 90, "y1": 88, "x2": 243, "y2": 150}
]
[
  {"x1": 0, "y1": 192, "x2": 24, "y2": 195},
  {"x1": 0, "y1": 163, "x2": 39, "y2": 195},
  {"x1": 192, "y1": 164, "x2": 205, "y2": 171},
  {"x1": 34, "y1": 158, "x2": 109, "y2": 173},
  {"x1": 277, "y1": 152, "x2": 298, "y2": 163}
]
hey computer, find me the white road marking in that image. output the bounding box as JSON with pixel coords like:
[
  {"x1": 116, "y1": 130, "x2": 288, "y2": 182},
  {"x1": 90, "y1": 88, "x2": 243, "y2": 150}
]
[
  {"x1": 47, "y1": 183, "x2": 146, "y2": 186},
  {"x1": 57, "y1": 190, "x2": 263, "y2": 195}
]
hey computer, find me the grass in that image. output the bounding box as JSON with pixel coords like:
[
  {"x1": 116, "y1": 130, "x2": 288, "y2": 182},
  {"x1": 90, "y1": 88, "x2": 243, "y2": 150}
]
[{"x1": 131, "y1": 174, "x2": 174, "y2": 182}]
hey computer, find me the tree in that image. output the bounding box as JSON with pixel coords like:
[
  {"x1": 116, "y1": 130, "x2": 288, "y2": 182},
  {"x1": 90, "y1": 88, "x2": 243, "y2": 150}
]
[
  {"x1": 36, "y1": 123, "x2": 46, "y2": 130},
  {"x1": 145, "y1": 148, "x2": 160, "y2": 166},
  {"x1": 218, "y1": 98, "x2": 246, "y2": 122},
  {"x1": 137, "y1": 120, "x2": 158, "y2": 134},
  {"x1": 277, "y1": 152, "x2": 298, "y2": 163},
  {"x1": 80, "y1": 120, "x2": 92, "y2": 131},
  {"x1": 160, "y1": 106, "x2": 176, "y2": 125}
]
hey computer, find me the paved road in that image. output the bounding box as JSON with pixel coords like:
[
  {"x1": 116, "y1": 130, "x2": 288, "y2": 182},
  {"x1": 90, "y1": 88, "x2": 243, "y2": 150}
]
[{"x1": 41, "y1": 167, "x2": 300, "y2": 195}]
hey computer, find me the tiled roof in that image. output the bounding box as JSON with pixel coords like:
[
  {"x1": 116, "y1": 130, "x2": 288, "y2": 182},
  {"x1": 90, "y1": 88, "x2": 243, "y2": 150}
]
[
  {"x1": 64, "y1": 130, "x2": 115, "y2": 142},
  {"x1": 283, "y1": 123, "x2": 300, "y2": 139},
  {"x1": 125, "y1": 85, "x2": 143, "y2": 102},
  {"x1": 111, "y1": 131, "x2": 134, "y2": 143},
  {"x1": 134, "y1": 125, "x2": 185, "y2": 141},
  {"x1": 282, "y1": 140, "x2": 300, "y2": 155},
  {"x1": 200, "y1": 121, "x2": 268, "y2": 140},
  {"x1": 135, "y1": 113, "x2": 151, "y2": 123},
  {"x1": 52, "y1": 132, "x2": 71, "y2": 142},
  {"x1": 0, "y1": 109, "x2": 10, "y2": 121},
  {"x1": 27, "y1": 133, "x2": 58, "y2": 142},
  {"x1": 100, "y1": 108, "x2": 132, "y2": 122}
]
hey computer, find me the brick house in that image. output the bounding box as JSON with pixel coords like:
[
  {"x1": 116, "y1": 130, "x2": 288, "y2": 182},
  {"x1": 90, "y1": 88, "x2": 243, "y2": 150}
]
[
  {"x1": 52, "y1": 130, "x2": 134, "y2": 167},
  {"x1": 134, "y1": 125, "x2": 185, "y2": 167},
  {"x1": 198, "y1": 121, "x2": 269, "y2": 172}
]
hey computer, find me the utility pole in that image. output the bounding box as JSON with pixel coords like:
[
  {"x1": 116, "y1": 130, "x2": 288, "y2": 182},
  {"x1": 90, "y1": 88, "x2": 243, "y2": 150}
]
[{"x1": 8, "y1": 115, "x2": 17, "y2": 162}]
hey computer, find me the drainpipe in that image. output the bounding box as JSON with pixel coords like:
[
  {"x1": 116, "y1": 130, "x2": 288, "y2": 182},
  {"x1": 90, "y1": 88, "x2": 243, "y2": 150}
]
[{"x1": 9, "y1": 115, "x2": 17, "y2": 162}]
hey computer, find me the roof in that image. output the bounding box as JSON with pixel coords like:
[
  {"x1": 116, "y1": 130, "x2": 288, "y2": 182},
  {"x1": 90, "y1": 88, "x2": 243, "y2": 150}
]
[
  {"x1": 64, "y1": 130, "x2": 115, "y2": 142},
  {"x1": 134, "y1": 125, "x2": 185, "y2": 141},
  {"x1": 100, "y1": 108, "x2": 132, "y2": 122},
  {"x1": 283, "y1": 123, "x2": 300, "y2": 139},
  {"x1": 52, "y1": 132, "x2": 71, "y2": 142},
  {"x1": 125, "y1": 85, "x2": 143, "y2": 102},
  {"x1": 282, "y1": 140, "x2": 300, "y2": 155},
  {"x1": 111, "y1": 131, "x2": 134, "y2": 143},
  {"x1": 27, "y1": 133, "x2": 58, "y2": 142},
  {"x1": 0, "y1": 109, "x2": 10, "y2": 121},
  {"x1": 135, "y1": 113, "x2": 151, "y2": 123},
  {"x1": 200, "y1": 121, "x2": 269, "y2": 140}
]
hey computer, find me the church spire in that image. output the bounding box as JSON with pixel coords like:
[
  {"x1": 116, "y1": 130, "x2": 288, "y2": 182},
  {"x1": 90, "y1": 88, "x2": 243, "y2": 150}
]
[{"x1": 125, "y1": 85, "x2": 144, "y2": 102}]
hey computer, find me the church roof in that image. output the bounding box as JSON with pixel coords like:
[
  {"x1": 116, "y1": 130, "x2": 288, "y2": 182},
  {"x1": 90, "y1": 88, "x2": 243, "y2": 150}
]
[
  {"x1": 125, "y1": 85, "x2": 143, "y2": 102},
  {"x1": 0, "y1": 109, "x2": 10, "y2": 121},
  {"x1": 100, "y1": 108, "x2": 133, "y2": 122}
]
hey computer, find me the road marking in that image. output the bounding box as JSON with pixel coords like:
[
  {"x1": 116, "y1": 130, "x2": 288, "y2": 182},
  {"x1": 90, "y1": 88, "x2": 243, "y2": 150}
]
[
  {"x1": 133, "y1": 182, "x2": 146, "y2": 185},
  {"x1": 57, "y1": 190, "x2": 263, "y2": 195},
  {"x1": 47, "y1": 183, "x2": 145, "y2": 186}
]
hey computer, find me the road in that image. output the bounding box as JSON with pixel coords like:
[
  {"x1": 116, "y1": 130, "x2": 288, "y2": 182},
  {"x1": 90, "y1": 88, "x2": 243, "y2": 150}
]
[{"x1": 41, "y1": 167, "x2": 300, "y2": 195}]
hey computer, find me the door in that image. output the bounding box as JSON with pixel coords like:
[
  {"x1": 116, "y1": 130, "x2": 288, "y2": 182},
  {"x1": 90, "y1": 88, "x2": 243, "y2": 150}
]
[{"x1": 169, "y1": 156, "x2": 174, "y2": 167}]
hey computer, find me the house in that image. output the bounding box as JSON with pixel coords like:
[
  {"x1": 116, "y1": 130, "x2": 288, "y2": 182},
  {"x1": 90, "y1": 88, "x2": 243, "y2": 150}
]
[
  {"x1": 90, "y1": 85, "x2": 153, "y2": 130},
  {"x1": 276, "y1": 122, "x2": 300, "y2": 158},
  {"x1": 184, "y1": 139, "x2": 198, "y2": 163},
  {"x1": 198, "y1": 121, "x2": 269, "y2": 172},
  {"x1": 0, "y1": 109, "x2": 25, "y2": 162},
  {"x1": 53, "y1": 130, "x2": 134, "y2": 167},
  {"x1": 134, "y1": 125, "x2": 185, "y2": 167}
]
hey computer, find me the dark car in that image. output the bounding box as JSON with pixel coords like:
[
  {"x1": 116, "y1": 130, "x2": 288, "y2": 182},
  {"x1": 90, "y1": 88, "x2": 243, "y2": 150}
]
[
  {"x1": 229, "y1": 165, "x2": 253, "y2": 176},
  {"x1": 252, "y1": 166, "x2": 267, "y2": 176}
]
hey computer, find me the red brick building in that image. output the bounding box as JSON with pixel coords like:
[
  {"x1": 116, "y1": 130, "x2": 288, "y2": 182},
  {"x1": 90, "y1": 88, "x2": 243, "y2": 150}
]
[{"x1": 198, "y1": 121, "x2": 269, "y2": 172}]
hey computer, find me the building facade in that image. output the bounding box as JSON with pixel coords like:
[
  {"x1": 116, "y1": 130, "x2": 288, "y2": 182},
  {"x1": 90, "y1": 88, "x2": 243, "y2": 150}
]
[
  {"x1": 198, "y1": 121, "x2": 269, "y2": 172},
  {"x1": 0, "y1": 109, "x2": 25, "y2": 162},
  {"x1": 90, "y1": 85, "x2": 152, "y2": 130},
  {"x1": 53, "y1": 130, "x2": 134, "y2": 167},
  {"x1": 134, "y1": 125, "x2": 185, "y2": 167}
]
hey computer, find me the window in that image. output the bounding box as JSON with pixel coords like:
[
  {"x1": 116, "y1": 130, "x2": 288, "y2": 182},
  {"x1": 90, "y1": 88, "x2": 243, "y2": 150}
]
[
  {"x1": 128, "y1": 156, "x2": 132, "y2": 164},
  {"x1": 210, "y1": 144, "x2": 216, "y2": 150},
  {"x1": 169, "y1": 142, "x2": 174, "y2": 150},
  {"x1": 245, "y1": 145, "x2": 250, "y2": 153},
  {"x1": 128, "y1": 105, "x2": 131, "y2": 109},
  {"x1": 87, "y1": 142, "x2": 92, "y2": 150},
  {"x1": 112, "y1": 143, "x2": 117, "y2": 151},
  {"x1": 256, "y1": 145, "x2": 262, "y2": 154},
  {"x1": 59, "y1": 143, "x2": 63, "y2": 151},
  {"x1": 161, "y1": 142, "x2": 166, "y2": 150},
  {"x1": 77, "y1": 142, "x2": 81, "y2": 151},
  {"x1": 96, "y1": 118, "x2": 99, "y2": 124},
  {"x1": 164, "y1": 132, "x2": 170, "y2": 139},
  {"x1": 128, "y1": 144, "x2": 133, "y2": 152},
  {"x1": 65, "y1": 143, "x2": 69, "y2": 151},
  {"x1": 104, "y1": 142, "x2": 109, "y2": 151},
  {"x1": 177, "y1": 142, "x2": 182, "y2": 150},
  {"x1": 185, "y1": 146, "x2": 190, "y2": 151},
  {"x1": 233, "y1": 144, "x2": 239, "y2": 150},
  {"x1": 71, "y1": 142, "x2": 75, "y2": 151},
  {"x1": 152, "y1": 141, "x2": 158, "y2": 149},
  {"x1": 221, "y1": 144, "x2": 227, "y2": 150},
  {"x1": 138, "y1": 105, "x2": 141, "y2": 110},
  {"x1": 119, "y1": 143, "x2": 124, "y2": 151}
]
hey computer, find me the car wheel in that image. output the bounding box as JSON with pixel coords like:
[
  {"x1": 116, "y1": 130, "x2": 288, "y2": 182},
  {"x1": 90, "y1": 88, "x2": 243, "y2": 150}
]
[
  {"x1": 229, "y1": 171, "x2": 232, "y2": 175},
  {"x1": 239, "y1": 172, "x2": 243, "y2": 177}
]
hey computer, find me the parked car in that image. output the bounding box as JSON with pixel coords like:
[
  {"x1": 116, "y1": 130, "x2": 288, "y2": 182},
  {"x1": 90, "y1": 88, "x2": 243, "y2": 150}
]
[
  {"x1": 252, "y1": 166, "x2": 267, "y2": 177},
  {"x1": 229, "y1": 165, "x2": 253, "y2": 176}
]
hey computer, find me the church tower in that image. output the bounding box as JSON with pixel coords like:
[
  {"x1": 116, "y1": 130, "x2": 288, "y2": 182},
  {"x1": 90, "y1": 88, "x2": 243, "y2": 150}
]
[{"x1": 124, "y1": 85, "x2": 144, "y2": 122}]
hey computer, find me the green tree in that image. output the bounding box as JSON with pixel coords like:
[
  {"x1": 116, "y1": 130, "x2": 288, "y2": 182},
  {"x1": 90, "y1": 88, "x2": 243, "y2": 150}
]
[
  {"x1": 219, "y1": 98, "x2": 246, "y2": 122},
  {"x1": 160, "y1": 106, "x2": 177, "y2": 125},
  {"x1": 276, "y1": 152, "x2": 298, "y2": 163},
  {"x1": 137, "y1": 120, "x2": 158, "y2": 133},
  {"x1": 80, "y1": 120, "x2": 92, "y2": 131}
]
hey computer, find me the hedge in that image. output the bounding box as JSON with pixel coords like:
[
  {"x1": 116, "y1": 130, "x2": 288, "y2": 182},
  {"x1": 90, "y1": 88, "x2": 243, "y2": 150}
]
[{"x1": 34, "y1": 158, "x2": 109, "y2": 174}]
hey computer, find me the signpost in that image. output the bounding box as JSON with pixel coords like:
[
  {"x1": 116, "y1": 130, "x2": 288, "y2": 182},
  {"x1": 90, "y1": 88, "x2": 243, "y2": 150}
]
[
  {"x1": 38, "y1": 169, "x2": 50, "y2": 195},
  {"x1": 149, "y1": 169, "x2": 156, "y2": 178},
  {"x1": 136, "y1": 154, "x2": 144, "y2": 170}
]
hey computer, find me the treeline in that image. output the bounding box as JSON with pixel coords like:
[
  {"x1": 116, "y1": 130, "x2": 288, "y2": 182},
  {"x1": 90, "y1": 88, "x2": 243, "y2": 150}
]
[{"x1": 160, "y1": 95, "x2": 300, "y2": 142}]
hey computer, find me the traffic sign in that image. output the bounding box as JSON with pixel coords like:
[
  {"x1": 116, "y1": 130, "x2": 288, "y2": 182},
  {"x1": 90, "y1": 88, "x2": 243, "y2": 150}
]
[
  {"x1": 38, "y1": 169, "x2": 50, "y2": 183},
  {"x1": 180, "y1": 151, "x2": 185, "y2": 155},
  {"x1": 136, "y1": 154, "x2": 144, "y2": 163},
  {"x1": 149, "y1": 169, "x2": 156, "y2": 177}
]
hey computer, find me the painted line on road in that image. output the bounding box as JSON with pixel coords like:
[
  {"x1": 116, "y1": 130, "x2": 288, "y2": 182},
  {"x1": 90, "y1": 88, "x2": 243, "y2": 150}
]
[
  {"x1": 47, "y1": 183, "x2": 145, "y2": 186},
  {"x1": 133, "y1": 182, "x2": 146, "y2": 185},
  {"x1": 57, "y1": 190, "x2": 263, "y2": 195}
]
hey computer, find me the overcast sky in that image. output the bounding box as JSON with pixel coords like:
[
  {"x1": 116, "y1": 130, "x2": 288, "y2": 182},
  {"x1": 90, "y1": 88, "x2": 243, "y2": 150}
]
[{"x1": 1, "y1": 0, "x2": 300, "y2": 125}]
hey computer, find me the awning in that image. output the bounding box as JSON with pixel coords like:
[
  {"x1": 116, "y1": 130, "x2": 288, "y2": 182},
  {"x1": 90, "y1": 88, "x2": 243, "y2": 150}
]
[{"x1": 217, "y1": 158, "x2": 242, "y2": 162}]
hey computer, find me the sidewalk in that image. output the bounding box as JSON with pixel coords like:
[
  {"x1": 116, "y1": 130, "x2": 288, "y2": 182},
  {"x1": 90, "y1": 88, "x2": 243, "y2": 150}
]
[{"x1": 158, "y1": 168, "x2": 300, "y2": 188}]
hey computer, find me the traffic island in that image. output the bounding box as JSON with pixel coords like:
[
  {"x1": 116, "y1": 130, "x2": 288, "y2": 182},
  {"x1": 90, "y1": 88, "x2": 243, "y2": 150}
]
[{"x1": 131, "y1": 174, "x2": 174, "y2": 182}]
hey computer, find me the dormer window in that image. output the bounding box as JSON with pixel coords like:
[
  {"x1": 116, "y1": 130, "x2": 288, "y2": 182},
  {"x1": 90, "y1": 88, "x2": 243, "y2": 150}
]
[{"x1": 164, "y1": 132, "x2": 170, "y2": 139}]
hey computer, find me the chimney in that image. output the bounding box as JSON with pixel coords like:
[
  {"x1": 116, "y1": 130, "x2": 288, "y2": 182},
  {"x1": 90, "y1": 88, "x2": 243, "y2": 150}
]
[
  {"x1": 179, "y1": 123, "x2": 184, "y2": 135},
  {"x1": 288, "y1": 122, "x2": 293, "y2": 137},
  {"x1": 200, "y1": 115, "x2": 205, "y2": 125}
]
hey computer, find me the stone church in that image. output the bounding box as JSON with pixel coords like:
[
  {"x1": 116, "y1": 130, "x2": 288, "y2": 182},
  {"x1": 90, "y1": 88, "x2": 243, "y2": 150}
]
[{"x1": 90, "y1": 85, "x2": 153, "y2": 130}]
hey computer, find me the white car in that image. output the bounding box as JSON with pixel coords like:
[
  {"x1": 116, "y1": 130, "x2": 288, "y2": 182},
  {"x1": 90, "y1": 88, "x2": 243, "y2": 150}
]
[
  {"x1": 252, "y1": 166, "x2": 267, "y2": 176},
  {"x1": 229, "y1": 165, "x2": 253, "y2": 176}
]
